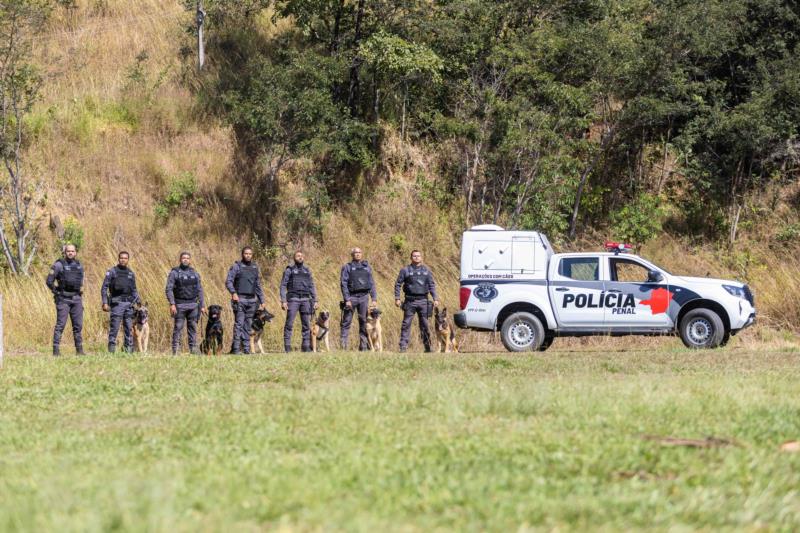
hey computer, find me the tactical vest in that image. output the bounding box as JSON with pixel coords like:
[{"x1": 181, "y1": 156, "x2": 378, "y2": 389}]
[
  {"x1": 348, "y1": 262, "x2": 371, "y2": 293},
  {"x1": 234, "y1": 262, "x2": 259, "y2": 296},
  {"x1": 110, "y1": 267, "x2": 135, "y2": 298},
  {"x1": 57, "y1": 259, "x2": 84, "y2": 294},
  {"x1": 288, "y1": 265, "x2": 312, "y2": 297},
  {"x1": 403, "y1": 266, "x2": 430, "y2": 297},
  {"x1": 173, "y1": 267, "x2": 200, "y2": 303}
]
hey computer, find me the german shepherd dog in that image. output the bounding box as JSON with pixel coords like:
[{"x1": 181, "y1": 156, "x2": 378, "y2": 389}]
[
  {"x1": 434, "y1": 306, "x2": 458, "y2": 353},
  {"x1": 311, "y1": 310, "x2": 331, "y2": 352},
  {"x1": 249, "y1": 307, "x2": 275, "y2": 354},
  {"x1": 132, "y1": 302, "x2": 150, "y2": 353},
  {"x1": 200, "y1": 304, "x2": 224, "y2": 355},
  {"x1": 366, "y1": 303, "x2": 383, "y2": 352}
]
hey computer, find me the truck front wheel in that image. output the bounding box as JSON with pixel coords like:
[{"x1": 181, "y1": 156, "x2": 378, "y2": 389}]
[
  {"x1": 500, "y1": 312, "x2": 545, "y2": 352},
  {"x1": 539, "y1": 336, "x2": 555, "y2": 351},
  {"x1": 679, "y1": 308, "x2": 725, "y2": 349}
]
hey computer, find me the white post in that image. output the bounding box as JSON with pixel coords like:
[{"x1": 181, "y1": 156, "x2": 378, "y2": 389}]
[{"x1": 197, "y1": 0, "x2": 206, "y2": 70}]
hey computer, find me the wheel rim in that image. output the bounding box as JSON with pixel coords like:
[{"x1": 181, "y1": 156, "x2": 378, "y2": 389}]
[
  {"x1": 687, "y1": 317, "x2": 713, "y2": 345},
  {"x1": 509, "y1": 320, "x2": 535, "y2": 348}
]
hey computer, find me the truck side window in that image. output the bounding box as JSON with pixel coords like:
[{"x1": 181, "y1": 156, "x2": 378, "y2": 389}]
[
  {"x1": 558, "y1": 257, "x2": 599, "y2": 281},
  {"x1": 610, "y1": 258, "x2": 650, "y2": 282}
]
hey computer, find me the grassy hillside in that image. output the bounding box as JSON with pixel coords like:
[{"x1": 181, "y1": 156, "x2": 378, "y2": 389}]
[
  {"x1": 2, "y1": 351, "x2": 800, "y2": 530},
  {"x1": 3, "y1": 0, "x2": 798, "y2": 353}
]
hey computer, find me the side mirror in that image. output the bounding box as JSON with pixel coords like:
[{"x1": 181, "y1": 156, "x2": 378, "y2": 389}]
[{"x1": 647, "y1": 270, "x2": 663, "y2": 283}]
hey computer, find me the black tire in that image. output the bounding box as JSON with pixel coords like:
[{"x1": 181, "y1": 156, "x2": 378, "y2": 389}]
[
  {"x1": 679, "y1": 308, "x2": 725, "y2": 349},
  {"x1": 538, "y1": 335, "x2": 555, "y2": 352},
  {"x1": 720, "y1": 331, "x2": 732, "y2": 347},
  {"x1": 500, "y1": 312, "x2": 545, "y2": 352}
]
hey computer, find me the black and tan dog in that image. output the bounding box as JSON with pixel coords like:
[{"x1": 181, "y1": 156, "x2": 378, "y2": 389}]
[
  {"x1": 366, "y1": 303, "x2": 383, "y2": 352},
  {"x1": 434, "y1": 306, "x2": 458, "y2": 353},
  {"x1": 132, "y1": 302, "x2": 150, "y2": 353},
  {"x1": 249, "y1": 307, "x2": 275, "y2": 354},
  {"x1": 200, "y1": 304, "x2": 224, "y2": 355},
  {"x1": 311, "y1": 310, "x2": 331, "y2": 352}
]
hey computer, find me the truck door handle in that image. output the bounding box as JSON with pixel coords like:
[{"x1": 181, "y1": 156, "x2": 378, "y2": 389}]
[
  {"x1": 555, "y1": 287, "x2": 569, "y2": 292},
  {"x1": 608, "y1": 289, "x2": 622, "y2": 293}
]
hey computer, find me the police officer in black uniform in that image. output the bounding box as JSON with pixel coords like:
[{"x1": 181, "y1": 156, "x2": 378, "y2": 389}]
[
  {"x1": 101, "y1": 251, "x2": 140, "y2": 353},
  {"x1": 395, "y1": 249, "x2": 439, "y2": 352},
  {"x1": 340, "y1": 247, "x2": 377, "y2": 350},
  {"x1": 165, "y1": 251, "x2": 206, "y2": 355},
  {"x1": 226, "y1": 246, "x2": 266, "y2": 354},
  {"x1": 280, "y1": 250, "x2": 318, "y2": 352},
  {"x1": 46, "y1": 243, "x2": 85, "y2": 356}
]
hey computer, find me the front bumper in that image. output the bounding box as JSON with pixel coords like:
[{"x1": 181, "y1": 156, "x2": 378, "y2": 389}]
[
  {"x1": 454, "y1": 312, "x2": 468, "y2": 329},
  {"x1": 732, "y1": 311, "x2": 756, "y2": 334}
]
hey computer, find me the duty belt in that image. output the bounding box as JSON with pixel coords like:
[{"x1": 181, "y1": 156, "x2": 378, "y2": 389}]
[
  {"x1": 174, "y1": 297, "x2": 197, "y2": 304},
  {"x1": 288, "y1": 292, "x2": 311, "y2": 299},
  {"x1": 404, "y1": 295, "x2": 428, "y2": 301},
  {"x1": 238, "y1": 293, "x2": 256, "y2": 298}
]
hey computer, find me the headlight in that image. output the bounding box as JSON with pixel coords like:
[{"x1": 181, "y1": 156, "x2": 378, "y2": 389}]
[{"x1": 723, "y1": 284, "x2": 746, "y2": 299}]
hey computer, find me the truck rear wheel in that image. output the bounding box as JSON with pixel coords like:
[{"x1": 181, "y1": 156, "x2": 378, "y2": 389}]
[
  {"x1": 500, "y1": 312, "x2": 545, "y2": 352},
  {"x1": 679, "y1": 308, "x2": 725, "y2": 349}
]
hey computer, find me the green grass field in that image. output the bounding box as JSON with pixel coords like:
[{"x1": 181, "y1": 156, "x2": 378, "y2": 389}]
[{"x1": 2, "y1": 350, "x2": 800, "y2": 531}]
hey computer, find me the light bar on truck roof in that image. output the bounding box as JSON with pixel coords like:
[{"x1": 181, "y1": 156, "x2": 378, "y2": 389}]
[{"x1": 604, "y1": 241, "x2": 633, "y2": 254}]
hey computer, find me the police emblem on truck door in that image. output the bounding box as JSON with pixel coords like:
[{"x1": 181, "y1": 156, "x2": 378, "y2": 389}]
[{"x1": 474, "y1": 283, "x2": 498, "y2": 303}]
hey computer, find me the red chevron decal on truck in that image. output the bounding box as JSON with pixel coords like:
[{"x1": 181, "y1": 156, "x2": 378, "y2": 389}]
[{"x1": 640, "y1": 287, "x2": 674, "y2": 314}]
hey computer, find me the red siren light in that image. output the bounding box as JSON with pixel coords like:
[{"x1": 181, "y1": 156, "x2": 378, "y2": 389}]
[{"x1": 604, "y1": 241, "x2": 633, "y2": 254}]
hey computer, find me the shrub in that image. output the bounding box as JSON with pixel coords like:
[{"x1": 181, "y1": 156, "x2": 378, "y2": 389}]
[
  {"x1": 390, "y1": 234, "x2": 407, "y2": 255},
  {"x1": 610, "y1": 193, "x2": 664, "y2": 246},
  {"x1": 61, "y1": 216, "x2": 84, "y2": 251},
  {"x1": 776, "y1": 222, "x2": 800, "y2": 243},
  {"x1": 154, "y1": 172, "x2": 198, "y2": 222}
]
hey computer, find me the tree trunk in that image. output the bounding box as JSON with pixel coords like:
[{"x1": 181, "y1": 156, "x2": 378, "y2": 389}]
[
  {"x1": 464, "y1": 142, "x2": 481, "y2": 226},
  {"x1": 400, "y1": 81, "x2": 407, "y2": 141},
  {"x1": 568, "y1": 124, "x2": 617, "y2": 239},
  {"x1": 346, "y1": 0, "x2": 366, "y2": 116},
  {"x1": 328, "y1": 0, "x2": 345, "y2": 55}
]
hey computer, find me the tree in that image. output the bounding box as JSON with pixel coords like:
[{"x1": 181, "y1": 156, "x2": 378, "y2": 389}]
[
  {"x1": 194, "y1": 0, "x2": 800, "y2": 244},
  {"x1": 0, "y1": 0, "x2": 50, "y2": 275},
  {"x1": 359, "y1": 30, "x2": 443, "y2": 138}
]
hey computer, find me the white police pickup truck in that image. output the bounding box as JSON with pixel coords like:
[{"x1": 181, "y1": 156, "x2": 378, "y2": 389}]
[{"x1": 453, "y1": 225, "x2": 756, "y2": 351}]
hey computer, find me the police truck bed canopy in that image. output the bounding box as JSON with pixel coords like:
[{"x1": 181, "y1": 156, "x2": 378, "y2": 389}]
[{"x1": 461, "y1": 227, "x2": 554, "y2": 277}]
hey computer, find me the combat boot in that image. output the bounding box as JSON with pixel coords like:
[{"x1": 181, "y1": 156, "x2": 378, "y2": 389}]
[
  {"x1": 76, "y1": 345, "x2": 85, "y2": 355},
  {"x1": 53, "y1": 346, "x2": 60, "y2": 356}
]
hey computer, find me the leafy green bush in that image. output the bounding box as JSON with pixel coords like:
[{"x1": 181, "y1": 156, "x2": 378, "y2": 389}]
[
  {"x1": 776, "y1": 222, "x2": 800, "y2": 243},
  {"x1": 61, "y1": 216, "x2": 84, "y2": 251},
  {"x1": 390, "y1": 234, "x2": 407, "y2": 255},
  {"x1": 610, "y1": 194, "x2": 664, "y2": 246},
  {"x1": 154, "y1": 172, "x2": 197, "y2": 222},
  {"x1": 415, "y1": 174, "x2": 452, "y2": 208}
]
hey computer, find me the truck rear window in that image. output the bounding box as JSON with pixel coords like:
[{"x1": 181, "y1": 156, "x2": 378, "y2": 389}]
[{"x1": 558, "y1": 257, "x2": 599, "y2": 281}]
